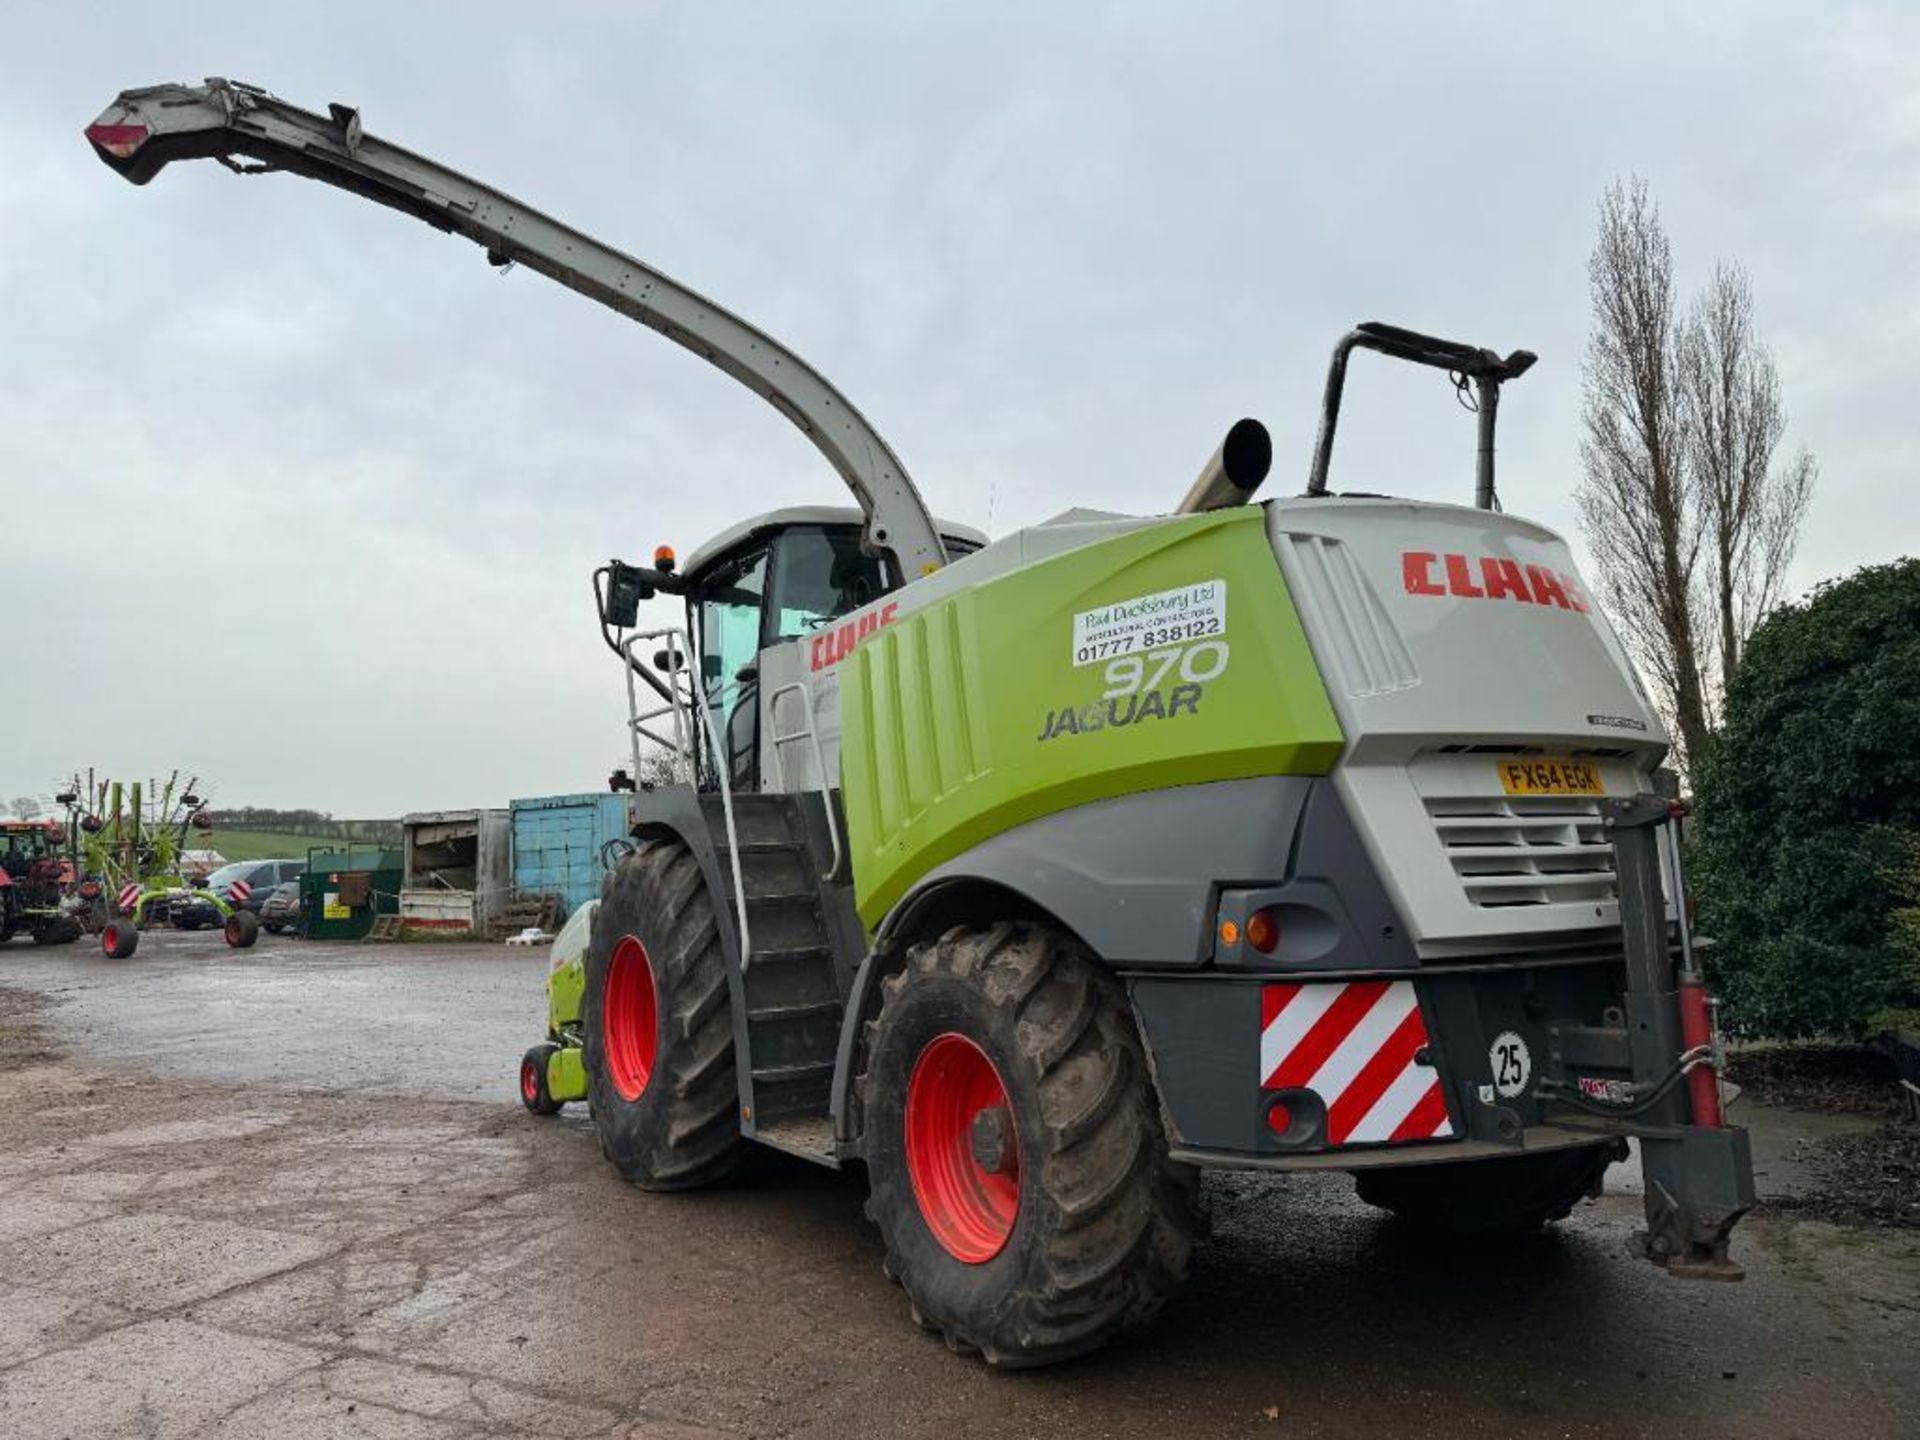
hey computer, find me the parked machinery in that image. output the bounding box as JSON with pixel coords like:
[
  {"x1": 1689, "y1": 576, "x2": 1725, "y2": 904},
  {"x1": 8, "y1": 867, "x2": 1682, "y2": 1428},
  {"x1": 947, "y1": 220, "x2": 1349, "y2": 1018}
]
[
  {"x1": 0, "y1": 819, "x2": 82, "y2": 946},
  {"x1": 62, "y1": 773, "x2": 260, "y2": 958}
]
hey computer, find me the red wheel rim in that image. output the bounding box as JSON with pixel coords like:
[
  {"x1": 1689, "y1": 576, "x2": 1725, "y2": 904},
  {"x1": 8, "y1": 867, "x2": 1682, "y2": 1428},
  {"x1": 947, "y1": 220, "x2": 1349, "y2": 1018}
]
[
  {"x1": 603, "y1": 935, "x2": 659, "y2": 1102},
  {"x1": 521, "y1": 1058, "x2": 540, "y2": 1104},
  {"x1": 904, "y1": 1033, "x2": 1020, "y2": 1264}
]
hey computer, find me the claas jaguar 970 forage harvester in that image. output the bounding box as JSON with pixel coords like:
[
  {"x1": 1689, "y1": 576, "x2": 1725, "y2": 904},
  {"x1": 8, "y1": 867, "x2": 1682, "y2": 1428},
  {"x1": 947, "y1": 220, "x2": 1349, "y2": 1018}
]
[{"x1": 89, "y1": 78, "x2": 1754, "y2": 1366}]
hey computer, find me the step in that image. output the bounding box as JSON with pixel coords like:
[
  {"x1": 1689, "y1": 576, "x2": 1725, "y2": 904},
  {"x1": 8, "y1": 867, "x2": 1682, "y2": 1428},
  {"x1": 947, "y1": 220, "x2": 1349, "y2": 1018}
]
[
  {"x1": 732, "y1": 846, "x2": 812, "y2": 891},
  {"x1": 722, "y1": 837, "x2": 802, "y2": 857},
  {"x1": 747, "y1": 996, "x2": 844, "y2": 1023},
  {"x1": 751, "y1": 1113, "x2": 840, "y2": 1168},
  {"x1": 732, "y1": 898, "x2": 829, "y2": 955},
  {"x1": 701, "y1": 795, "x2": 797, "y2": 848},
  {"x1": 751, "y1": 1058, "x2": 836, "y2": 1084},
  {"x1": 745, "y1": 942, "x2": 834, "y2": 968}
]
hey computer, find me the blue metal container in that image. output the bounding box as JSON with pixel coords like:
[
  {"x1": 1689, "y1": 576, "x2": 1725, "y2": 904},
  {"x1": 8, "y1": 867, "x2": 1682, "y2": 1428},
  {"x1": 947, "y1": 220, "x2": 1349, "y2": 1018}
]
[{"x1": 509, "y1": 793, "x2": 631, "y2": 920}]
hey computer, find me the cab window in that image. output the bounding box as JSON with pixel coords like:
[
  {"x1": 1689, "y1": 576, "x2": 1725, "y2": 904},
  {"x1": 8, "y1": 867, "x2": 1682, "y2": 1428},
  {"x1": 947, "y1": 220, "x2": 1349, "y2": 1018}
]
[{"x1": 767, "y1": 525, "x2": 887, "y2": 640}]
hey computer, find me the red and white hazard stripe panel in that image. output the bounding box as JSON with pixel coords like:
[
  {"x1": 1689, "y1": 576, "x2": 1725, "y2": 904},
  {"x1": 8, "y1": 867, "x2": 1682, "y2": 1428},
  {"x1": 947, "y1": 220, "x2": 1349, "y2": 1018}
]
[
  {"x1": 117, "y1": 883, "x2": 141, "y2": 912},
  {"x1": 1260, "y1": 980, "x2": 1454, "y2": 1145},
  {"x1": 229, "y1": 879, "x2": 252, "y2": 904}
]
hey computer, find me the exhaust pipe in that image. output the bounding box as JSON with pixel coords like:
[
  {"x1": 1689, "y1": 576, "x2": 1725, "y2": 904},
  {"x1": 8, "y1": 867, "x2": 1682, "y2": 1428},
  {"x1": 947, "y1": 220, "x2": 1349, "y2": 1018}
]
[{"x1": 1174, "y1": 418, "x2": 1272, "y2": 514}]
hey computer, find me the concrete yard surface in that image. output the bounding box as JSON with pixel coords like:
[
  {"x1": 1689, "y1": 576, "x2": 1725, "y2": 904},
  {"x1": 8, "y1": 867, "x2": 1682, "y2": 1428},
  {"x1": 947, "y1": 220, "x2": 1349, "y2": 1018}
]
[{"x1": 0, "y1": 930, "x2": 1915, "y2": 1438}]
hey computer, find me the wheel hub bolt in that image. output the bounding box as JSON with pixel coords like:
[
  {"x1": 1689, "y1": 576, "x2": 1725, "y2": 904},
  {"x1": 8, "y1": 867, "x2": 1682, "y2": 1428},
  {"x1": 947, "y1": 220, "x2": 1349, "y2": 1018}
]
[{"x1": 970, "y1": 1105, "x2": 1014, "y2": 1173}]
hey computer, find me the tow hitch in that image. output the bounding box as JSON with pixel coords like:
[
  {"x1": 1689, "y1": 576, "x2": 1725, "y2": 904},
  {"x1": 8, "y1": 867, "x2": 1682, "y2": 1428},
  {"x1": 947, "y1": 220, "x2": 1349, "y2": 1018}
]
[{"x1": 1536, "y1": 795, "x2": 1753, "y2": 1280}]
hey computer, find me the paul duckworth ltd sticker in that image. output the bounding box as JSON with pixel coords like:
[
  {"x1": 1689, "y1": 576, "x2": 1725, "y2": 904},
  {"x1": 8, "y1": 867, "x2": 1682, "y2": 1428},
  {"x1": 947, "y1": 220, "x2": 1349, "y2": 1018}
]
[
  {"x1": 1071, "y1": 578, "x2": 1226, "y2": 665},
  {"x1": 1038, "y1": 580, "x2": 1232, "y2": 743}
]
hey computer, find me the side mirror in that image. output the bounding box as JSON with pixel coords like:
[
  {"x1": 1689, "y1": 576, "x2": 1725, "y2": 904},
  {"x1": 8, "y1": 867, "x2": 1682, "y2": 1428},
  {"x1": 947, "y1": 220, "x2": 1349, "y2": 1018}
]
[{"x1": 601, "y1": 561, "x2": 649, "y2": 628}]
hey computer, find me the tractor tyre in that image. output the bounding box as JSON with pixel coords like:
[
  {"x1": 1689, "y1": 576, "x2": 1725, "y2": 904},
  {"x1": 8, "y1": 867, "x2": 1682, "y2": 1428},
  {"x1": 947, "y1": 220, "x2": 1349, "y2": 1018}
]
[
  {"x1": 32, "y1": 918, "x2": 81, "y2": 946},
  {"x1": 1355, "y1": 1142, "x2": 1621, "y2": 1235},
  {"x1": 520, "y1": 1043, "x2": 565, "y2": 1116},
  {"x1": 581, "y1": 841, "x2": 749, "y2": 1190},
  {"x1": 859, "y1": 922, "x2": 1201, "y2": 1367},
  {"x1": 101, "y1": 920, "x2": 139, "y2": 959},
  {"x1": 224, "y1": 911, "x2": 261, "y2": 949}
]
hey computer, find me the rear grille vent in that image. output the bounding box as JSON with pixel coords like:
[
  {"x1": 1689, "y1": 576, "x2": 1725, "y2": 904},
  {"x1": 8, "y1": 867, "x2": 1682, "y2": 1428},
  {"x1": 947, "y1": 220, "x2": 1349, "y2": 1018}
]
[
  {"x1": 1425, "y1": 794, "x2": 1617, "y2": 908},
  {"x1": 1278, "y1": 533, "x2": 1419, "y2": 697}
]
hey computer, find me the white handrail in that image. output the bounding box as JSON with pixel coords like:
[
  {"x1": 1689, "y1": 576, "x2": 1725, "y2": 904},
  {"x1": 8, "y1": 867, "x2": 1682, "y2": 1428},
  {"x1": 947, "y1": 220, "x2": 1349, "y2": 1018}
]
[
  {"x1": 767, "y1": 679, "x2": 844, "y2": 880},
  {"x1": 618, "y1": 628, "x2": 750, "y2": 964}
]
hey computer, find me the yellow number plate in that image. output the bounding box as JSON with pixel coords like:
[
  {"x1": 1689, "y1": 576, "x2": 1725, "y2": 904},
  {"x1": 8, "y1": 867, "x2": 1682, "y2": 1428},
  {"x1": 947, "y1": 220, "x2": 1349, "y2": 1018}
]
[{"x1": 1497, "y1": 758, "x2": 1604, "y2": 796}]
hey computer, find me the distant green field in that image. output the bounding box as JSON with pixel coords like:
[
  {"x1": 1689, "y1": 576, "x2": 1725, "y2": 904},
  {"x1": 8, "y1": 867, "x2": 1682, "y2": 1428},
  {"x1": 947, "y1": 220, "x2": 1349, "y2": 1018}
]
[{"x1": 203, "y1": 830, "x2": 390, "y2": 863}]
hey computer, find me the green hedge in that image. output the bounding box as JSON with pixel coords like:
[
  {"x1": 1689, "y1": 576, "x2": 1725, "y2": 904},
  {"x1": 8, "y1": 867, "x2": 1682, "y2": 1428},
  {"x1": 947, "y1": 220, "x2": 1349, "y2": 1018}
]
[{"x1": 1692, "y1": 558, "x2": 1920, "y2": 1038}]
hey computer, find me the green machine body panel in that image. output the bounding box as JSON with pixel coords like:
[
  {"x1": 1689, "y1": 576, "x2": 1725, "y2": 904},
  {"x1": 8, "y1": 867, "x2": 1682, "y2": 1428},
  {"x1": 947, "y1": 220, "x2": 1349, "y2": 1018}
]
[
  {"x1": 545, "y1": 1044, "x2": 589, "y2": 1103},
  {"x1": 839, "y1": 508, "x2": 1343, "y2": 927},
  {"x1": 548, "y1": 957, "x2": 585, "y2": 1033}
]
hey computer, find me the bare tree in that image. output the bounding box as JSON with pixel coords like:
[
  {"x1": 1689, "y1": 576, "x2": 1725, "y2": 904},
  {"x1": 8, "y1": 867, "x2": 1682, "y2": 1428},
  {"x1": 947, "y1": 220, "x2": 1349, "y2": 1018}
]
[
  {"x1": 1577, "y1": 179, "x2": 1814, "y2": 770},
  {"x1": 1578, "y1": 179, "x2": 1712, "y2": 767},
  {"x1": 1679, "y1": 262, "x2": 1816, "y2": 685}
]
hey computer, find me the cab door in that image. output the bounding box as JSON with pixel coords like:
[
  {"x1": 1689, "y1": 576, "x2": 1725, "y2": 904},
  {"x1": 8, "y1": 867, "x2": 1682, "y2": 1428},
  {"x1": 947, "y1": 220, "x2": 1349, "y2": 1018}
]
[
  {"x1": 693, "y1": 524, "x2": 907, "y2": 796},
  {"x1": 693, "y1": 542, "x2": 771, "y2": 793}
]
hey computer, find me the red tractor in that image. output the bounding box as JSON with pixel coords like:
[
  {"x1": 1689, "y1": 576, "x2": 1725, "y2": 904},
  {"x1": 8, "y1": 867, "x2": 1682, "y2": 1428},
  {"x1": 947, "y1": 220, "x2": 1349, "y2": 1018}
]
[{"x1": 0, "y1": 819, "x2": 83, "y2": 947}]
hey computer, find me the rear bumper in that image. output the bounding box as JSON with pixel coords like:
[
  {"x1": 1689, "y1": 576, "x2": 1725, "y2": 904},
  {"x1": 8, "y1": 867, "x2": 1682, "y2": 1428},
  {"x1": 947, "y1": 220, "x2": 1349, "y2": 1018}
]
[{"x1": 1127, "y1": 950, "x2": 1632, "y2": 1164}]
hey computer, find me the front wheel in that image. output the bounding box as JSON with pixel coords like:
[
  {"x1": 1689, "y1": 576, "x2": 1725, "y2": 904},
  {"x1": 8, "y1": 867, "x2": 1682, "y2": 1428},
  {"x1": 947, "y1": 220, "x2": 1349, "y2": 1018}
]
[
  {"x1": 520, "y1": 1043, "x2": 565, "y2": 1116},
  {"x1": 1354, "y1": 1143, "x2": 1621, "y2": 1235},
  {"x1": 224, "y1": 911, "x2": 260, "y2": 949},
  {"x1": 581, "y1": 841, "x2": 748, "y2": 1190},
  {"x1": 859, "y1": 922, "x2": 1200, "y2": 1367},
  {"x1": 102, "y1": 919, "x2": 139, "y2": 959}
]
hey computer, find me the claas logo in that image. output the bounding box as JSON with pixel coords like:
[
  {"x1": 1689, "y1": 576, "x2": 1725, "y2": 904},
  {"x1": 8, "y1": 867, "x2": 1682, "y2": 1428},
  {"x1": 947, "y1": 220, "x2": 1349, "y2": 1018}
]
[
  {"x1": 1401, "y1": 552, "x2": 1589, "y2": 613},
  {"x1": 809, "y1": 601, "x2": 900, "y2": 671}
]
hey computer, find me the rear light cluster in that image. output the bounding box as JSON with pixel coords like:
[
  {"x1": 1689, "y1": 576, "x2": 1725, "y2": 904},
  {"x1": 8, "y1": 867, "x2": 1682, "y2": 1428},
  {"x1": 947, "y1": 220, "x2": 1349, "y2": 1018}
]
[
  {"x1": 1219, "y1": 908, "x2": 1281, "y2": 955},
  {"x1": 85, "y1": 123, "x2": 148, "y2": 159}
]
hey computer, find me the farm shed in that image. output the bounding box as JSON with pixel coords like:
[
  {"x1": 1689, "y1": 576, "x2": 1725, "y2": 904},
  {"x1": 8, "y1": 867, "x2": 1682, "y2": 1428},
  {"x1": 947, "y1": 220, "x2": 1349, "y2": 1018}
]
[
  {"x1": 300, "y1": 846, "x2": 402, "y2": 941},
  {"x1": 509, "y1": 792, "x2": 632, "y2": 920},
  {"x1": 400, "y1": 809, "x2": 511, "y2": 933}
]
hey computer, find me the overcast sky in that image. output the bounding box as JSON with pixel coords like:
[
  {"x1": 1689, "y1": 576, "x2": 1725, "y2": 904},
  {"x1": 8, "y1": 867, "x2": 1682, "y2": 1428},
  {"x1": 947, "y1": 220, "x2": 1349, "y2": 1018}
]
[{"x1": 3, "y1": 2, "x2": 1913, "y2": 816}]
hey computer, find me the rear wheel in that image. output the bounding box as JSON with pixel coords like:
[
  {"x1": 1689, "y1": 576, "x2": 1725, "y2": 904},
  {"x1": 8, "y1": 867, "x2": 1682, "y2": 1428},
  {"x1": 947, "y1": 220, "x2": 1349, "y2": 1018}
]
[
  {"x1": 101, "y1": 919, "x2": 139, "y2": 959},
  {"x1": 520, "y1": 1043, "x2": 565, "y2": 1116},
  {"x1": 224, "y1": 911, "x2": 260, "y2": 949},
  {"x1": 31, "y1": 918, "x2": 81, "y2": 946},
  {"x1": 581, "y1": 841, "x2": 748, "y2": 1190},
  {"x1": 860, "y1": 922, "x2": 1200, "y2": 1367},
  {"x1": 1355, "y1": 1143, "x2": 1621, "y2": 1234}
]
